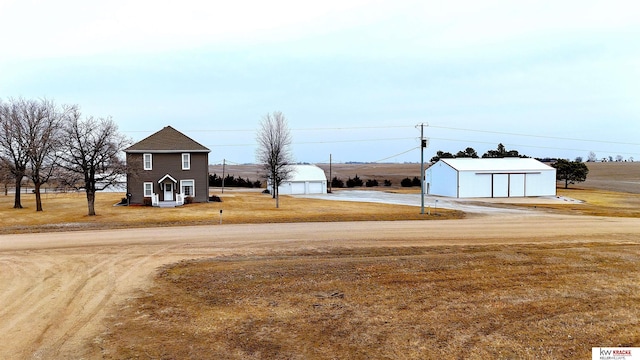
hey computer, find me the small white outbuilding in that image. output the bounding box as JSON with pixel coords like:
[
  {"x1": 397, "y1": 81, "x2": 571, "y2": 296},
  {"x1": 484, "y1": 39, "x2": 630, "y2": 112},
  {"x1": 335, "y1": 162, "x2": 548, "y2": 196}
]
[
  {"x1": 277, "y1": 165, "x2": 328, "y2": 195},
  {"x1": 426, "y1": 158, "x2": 556, "y2": 198}
]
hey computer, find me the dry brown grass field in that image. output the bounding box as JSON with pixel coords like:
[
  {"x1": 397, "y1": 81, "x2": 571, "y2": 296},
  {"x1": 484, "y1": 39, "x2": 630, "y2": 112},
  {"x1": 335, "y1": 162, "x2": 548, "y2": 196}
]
[
  {"x1": 102, "y1": 244, "x2": 640, "y2": 359},
  {"x1": 0, "y1": 190, "x2": 461, "y2": 234},
  {"x1": 1, "y1": 162, "x2": 638, "y2": 359}
]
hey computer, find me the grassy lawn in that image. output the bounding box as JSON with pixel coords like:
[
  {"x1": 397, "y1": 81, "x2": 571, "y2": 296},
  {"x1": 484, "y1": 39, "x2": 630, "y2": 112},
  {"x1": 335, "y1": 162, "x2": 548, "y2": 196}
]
[
  {"x1": 519, "y1": 188, "x2": 640, "y2": 218},
  {"x1": 101, "y1": 244, "x2": 640, "y2": 359},
  {"x1": 3, "y1": 185, "x2": 638, "y2": 235},
  {"x1": 0, "y1": 190, "x2": 462, "y2": 234}
]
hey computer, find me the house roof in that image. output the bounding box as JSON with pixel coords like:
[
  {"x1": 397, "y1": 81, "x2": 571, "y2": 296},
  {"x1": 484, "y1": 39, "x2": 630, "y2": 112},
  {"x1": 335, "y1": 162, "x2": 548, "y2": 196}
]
[
  {"x1": 287, "y1": 165, "x2": 327, "y2": 182},
  {"x1": 439, "y1": 158, "x2": 554, "y2": 172},
  {"x1": 125, "y1": 126, "x2": 210, "y2": 153}
]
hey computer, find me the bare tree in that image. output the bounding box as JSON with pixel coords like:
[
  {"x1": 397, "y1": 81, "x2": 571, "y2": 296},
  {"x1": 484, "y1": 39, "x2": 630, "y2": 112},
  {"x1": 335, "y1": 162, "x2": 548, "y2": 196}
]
[
  {"x1": 256, "y1": 111, "x2": 293, "y2": 208},
  {"x1": 59, "y1": 111, "x2": 130, "y2": 216},
  {"x1": 23, "y1": 99, "x2": 72, "y2": 211},
  {"x1": 0, "y1": 98, "x2": 30, "y2": 208},
  {"x1": 0, "y1": 162, "x2": 11, "y2": 196}
]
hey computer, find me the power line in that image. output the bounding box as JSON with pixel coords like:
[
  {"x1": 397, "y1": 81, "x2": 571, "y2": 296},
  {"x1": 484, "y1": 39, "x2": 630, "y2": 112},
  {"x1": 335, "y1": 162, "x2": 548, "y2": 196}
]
[
  {"x1": 123, "y1": 122, "x2": 639, "y2": 160},
  {"x1": 122, "y1": 124, "x2": 413, "y2": 134},
  {"x1": 372, "y1": 146, "x2": 420, "y2": 163},
  {"x1": 430, "y1": 137, "x2": 639, "y2": 156},
  {"x1": 294, "y1": 137, "x2": 414, "y2": 145},
  {"x1": 429, "y1": 125, "x2": 640, "y2": 147},
  {"x1": 205, "y1": 137, "x2": 415, "y2": 148}
]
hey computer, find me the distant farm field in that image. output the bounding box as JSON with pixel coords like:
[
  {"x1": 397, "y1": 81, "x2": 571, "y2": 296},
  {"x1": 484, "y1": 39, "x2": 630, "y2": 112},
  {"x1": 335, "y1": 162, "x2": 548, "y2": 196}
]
[{"x1": 211, "y1": 161, "x2": 640, "y2": 194}]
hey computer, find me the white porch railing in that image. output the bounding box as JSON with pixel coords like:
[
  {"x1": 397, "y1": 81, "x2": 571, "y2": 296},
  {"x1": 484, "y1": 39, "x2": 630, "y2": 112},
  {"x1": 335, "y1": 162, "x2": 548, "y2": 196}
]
[
  {"x1": 152, "y1": 193, "x2": 159, "y2": 206},
  {"x1": 176, "y1": 193, "x2": 185, "y2": 206}
]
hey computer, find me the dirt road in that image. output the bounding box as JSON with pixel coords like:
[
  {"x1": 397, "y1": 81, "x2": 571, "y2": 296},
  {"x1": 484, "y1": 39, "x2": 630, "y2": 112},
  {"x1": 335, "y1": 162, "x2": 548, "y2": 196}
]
[{"x1": 1, "y1": 214, "x2": 639, "y2": 359}]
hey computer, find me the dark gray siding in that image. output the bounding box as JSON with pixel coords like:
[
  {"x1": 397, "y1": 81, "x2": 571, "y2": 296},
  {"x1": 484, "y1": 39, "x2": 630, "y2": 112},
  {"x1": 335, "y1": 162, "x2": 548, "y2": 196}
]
[{"x1": 126, "y1": 152, "x2": 209, "y2": 204}]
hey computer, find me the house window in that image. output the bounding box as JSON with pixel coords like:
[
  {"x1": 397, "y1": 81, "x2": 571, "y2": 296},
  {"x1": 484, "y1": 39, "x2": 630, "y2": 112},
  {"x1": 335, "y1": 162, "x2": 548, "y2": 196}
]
[
  {"x1": 143, "y1": 182, "x2": 153, "y2": 197},
  {"x1": 181, "y1": 179, "x2": 195, "y2": 197},
  {"x1": 182, "y1": 153, "x2": 191, "y2": 170},
  {"x1": 143, "y1": 153, "x2": 152, "y2": 170}
]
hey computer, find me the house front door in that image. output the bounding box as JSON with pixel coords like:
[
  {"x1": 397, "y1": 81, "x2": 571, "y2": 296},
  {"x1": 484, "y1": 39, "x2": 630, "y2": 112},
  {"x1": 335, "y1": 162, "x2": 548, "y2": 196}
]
[{"x1": 164, "y1": 182, "x2": 174, "y2": 201}]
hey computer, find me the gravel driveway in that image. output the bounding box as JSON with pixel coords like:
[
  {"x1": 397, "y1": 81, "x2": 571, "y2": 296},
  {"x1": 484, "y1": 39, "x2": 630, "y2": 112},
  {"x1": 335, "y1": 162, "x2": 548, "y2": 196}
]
[{"x1": 296, "y1": 190, "x2": 579, "y2": 214}]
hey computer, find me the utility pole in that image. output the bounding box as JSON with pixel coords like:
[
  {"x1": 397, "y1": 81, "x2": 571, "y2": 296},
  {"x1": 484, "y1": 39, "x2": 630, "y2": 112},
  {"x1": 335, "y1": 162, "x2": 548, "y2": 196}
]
[
  {"x1": 329, "y1": 154, "x2": 332, "y2": 194},
  {"x1": 221, "y1": 159, "x2": 226, "y2": 194},
  {"x1": 419, "y1": 123, "x2": 427, "y2": 214}
]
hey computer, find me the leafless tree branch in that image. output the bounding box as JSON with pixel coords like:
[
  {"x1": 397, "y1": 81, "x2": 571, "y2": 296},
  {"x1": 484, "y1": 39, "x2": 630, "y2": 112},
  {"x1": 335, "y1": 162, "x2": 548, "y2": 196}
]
[{"x1": 256, "y1": 111, "x2": 294, "y2": 208}]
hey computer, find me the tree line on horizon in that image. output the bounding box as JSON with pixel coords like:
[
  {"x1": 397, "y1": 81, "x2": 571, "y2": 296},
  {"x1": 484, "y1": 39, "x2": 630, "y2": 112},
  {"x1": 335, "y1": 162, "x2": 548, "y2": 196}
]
[
  {"x1": 209, "y1": 173, "x2": 262, "y2": 188},
  {"x1": 430, "y1": 143, "x2": 526, "y2": 163},
  {"x1": 430, "y1": 143, "x2": 590, "y2": 188}
]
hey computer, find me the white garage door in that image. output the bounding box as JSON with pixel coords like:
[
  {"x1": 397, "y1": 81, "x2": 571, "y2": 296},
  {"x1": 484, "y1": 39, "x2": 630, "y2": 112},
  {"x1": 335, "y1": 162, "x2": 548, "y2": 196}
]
[
  {"x1": 291, "y1": 182, "x2": 306, "y2": 194},
  {"x1": 307, "y1": 182, "x2": 323, "y2": 194}
]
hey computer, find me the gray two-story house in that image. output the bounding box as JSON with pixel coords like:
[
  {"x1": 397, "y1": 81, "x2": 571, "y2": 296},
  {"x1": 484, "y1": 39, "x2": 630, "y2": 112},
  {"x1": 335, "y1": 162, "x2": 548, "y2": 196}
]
[{"x1": 125, "y1": 126, "x2": 210, "y2": 206}]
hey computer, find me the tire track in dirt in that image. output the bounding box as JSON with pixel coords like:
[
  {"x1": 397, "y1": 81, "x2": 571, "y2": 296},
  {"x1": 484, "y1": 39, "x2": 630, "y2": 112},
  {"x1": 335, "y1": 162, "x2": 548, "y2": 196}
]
[
  {"x1": 47, "y1": 244, "x2": 188, "y2": 359},
  {"x1": 0, "y1": 216, "x2": 639, "y2": 359},
  {"x1": 13, "y1": 244, "x2": 188, "y2": 359},
  {"x1": 0, "y1": 248, "x2": 123, "y2": 359},
  {"x1": 0, "y1": 256, "x2": 32, "y2": 314},
  {"x1": 0, "y1": 255, "x2": 63, "y2": 333},
  {"x1": 29, "y1": 250, "x2": 132, "y2": 357}
]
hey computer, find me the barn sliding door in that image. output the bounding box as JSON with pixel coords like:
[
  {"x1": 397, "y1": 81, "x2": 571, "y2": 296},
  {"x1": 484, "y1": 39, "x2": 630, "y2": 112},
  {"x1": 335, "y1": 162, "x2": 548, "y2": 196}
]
[
  {"x1": 492, "y1": 173, "x2": 527, "y2": 197},
  {"x1": 509, "y1": 174, "x2": 525, "y2": 197},
  {"x1": 492, "y1": 174, "x2": 509, "y2": 198}
]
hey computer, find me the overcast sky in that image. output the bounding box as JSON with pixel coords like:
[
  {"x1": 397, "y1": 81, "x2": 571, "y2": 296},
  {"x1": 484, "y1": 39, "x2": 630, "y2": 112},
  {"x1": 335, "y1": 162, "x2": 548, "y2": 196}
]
[{"x1": 1, "y1": 0, "x2": 638, "y2": 164}]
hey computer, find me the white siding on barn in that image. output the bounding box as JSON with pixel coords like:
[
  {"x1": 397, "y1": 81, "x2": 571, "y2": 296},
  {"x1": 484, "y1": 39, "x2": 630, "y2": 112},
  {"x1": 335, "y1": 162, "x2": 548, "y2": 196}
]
[
  {"x1": 525, "y1": 170, "x2": 556, "y2": 196},
  {"x1": 426, "y1": 161, "x2": 458, "y2": 197},
  {"x1": 426, "y1": 158, "x2": 556, "y2": 198}
]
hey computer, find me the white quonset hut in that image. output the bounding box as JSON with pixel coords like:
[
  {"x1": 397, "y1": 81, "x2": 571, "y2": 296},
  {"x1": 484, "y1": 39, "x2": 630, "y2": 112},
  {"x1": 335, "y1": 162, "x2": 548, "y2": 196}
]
[
  {"x1": 426, "y1": 158, "x2": 556, "y2": 198},
  {"x1": 278, "y1": 165, "x2": 328, "y2": 195}
]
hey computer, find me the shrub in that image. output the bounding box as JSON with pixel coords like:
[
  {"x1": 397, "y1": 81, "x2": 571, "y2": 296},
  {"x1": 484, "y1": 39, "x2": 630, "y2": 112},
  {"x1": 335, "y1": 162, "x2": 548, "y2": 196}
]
[
  {"x1": 184, "y1": 196, "x2": 194, "y2": 204},
  {"x1": 331, "y1": 177, "x2": 344, "y2": 188},
  {"x1": 209, "y1": 195, "x2": 222, "y2": 202},
  {"x1": 383, "y1": 179, "x2": 392, "y2": 187},
  {"x1": 209, "y1": 173, "x2": 261, "y2": 188},
  {"x1": 365, "y1": 179, "x2": 379, "y2": 187},
  {"x1": 412, "y1": 176, "x2": 421, "y2": 187},
  {"x1": 142, "y1": 197, "x2": 152, "y2": 206},
  {"x1": 401, "y1": 177, "x2": 413, "y2": 187},
  {"x1": 346, "y1": 174, "x2": 364, "y2": 188}
]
